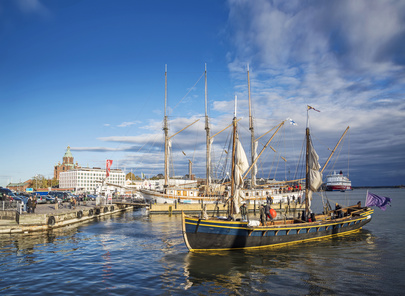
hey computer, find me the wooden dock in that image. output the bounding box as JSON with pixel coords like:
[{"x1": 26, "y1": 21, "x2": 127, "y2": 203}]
[
  {"x1": 148, "y1": 201, "x2": 305, "y2": 218},
  {"x1": 113, "y1": 201, "x2": 149, "y2": 209},
  {"x1": 0, "y1": 202, "x2": 138, "y2": 234}
]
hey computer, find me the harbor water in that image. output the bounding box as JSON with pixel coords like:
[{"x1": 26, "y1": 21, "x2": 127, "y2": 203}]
[{"x1": 0, "y1": 188, "x2": 404, "y2": 295}]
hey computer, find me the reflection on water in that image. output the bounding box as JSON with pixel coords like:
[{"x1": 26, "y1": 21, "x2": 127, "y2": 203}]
[
  {"x1": 0, "y1": 189, "x2": 404, "y2": 295},
  {"x1": 179, "y1": 230, "x2": 380, "y2": 295}
]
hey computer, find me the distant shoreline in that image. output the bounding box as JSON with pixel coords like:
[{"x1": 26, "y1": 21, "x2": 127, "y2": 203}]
[{"x1": 352, "y1": 186, "x2": 404, "y2": 189}]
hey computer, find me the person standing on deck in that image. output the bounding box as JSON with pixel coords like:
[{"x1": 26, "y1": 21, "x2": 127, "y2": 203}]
[
  {"x1": 335, "y1": 203, "x2": 343, "y2": 218},
  {"x1": 240, "y1": 203, "x2": 247, "y2": 221},
  {"x1": 260, "y1": 205, "x2": 265, "y2": 226},
  {"x1": 265, "y1": 203, "x2": 271, "y2": 221}
]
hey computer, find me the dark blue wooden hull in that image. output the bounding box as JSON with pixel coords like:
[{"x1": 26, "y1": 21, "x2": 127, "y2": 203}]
[{"x1": 182, "y1": 209, "x2": 373, "y2": 251}]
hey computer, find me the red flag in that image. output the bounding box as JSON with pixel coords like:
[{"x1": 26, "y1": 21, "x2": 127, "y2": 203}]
[{"x1": 106, "y1": 159, "x2": 113, "y2": 177}]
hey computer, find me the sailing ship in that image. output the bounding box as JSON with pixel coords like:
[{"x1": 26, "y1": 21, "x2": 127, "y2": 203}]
[
  {"x1": 141, "y1": 65, "x2": 304, "y2": 204},
  {"x1": 325, "y1": 170, "x2": 352, "y2": 191},
  {"x1": 181, "y1": 106, "x2": 374, "y2": 251}
]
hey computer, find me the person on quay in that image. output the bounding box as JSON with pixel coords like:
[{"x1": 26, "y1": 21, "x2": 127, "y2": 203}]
[
  {"x1": 26, "y1": 196, "x2": 32, "y2": 213},
  {"x1": 31, "y1": 196, "x2": 37, "y2": 213}
]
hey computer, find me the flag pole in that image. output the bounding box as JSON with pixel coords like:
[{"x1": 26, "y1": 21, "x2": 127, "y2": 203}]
[{"x1": 365, "y1": 190, "x2": 368, "y2": 205}]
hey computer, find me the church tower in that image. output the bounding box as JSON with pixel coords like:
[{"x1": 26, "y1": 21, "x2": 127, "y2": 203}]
[{"x1": 54, "y1": 146, "x2": 80, "y2": 180}]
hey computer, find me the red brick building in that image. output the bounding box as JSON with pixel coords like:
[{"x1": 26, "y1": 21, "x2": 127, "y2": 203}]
[
  {"x1": 6, "y1": 181, "x2": 30, "y2": 192},
  {"x1": 54, "y1": 146, "x2": 81, "y2": 180}
]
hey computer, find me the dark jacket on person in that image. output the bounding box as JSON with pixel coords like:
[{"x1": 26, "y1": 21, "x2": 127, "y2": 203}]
[{"x1": 240, "y1": 205, "x2": 247, "y2": 216}]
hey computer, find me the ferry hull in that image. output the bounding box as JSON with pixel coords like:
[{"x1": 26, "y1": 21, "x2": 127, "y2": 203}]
[
  {"x1": 182, "y1": 209, "x2": 373, "y2": 251},
  {"x1": 326, "y1": 185, "x2": 352, "y2": 191}
]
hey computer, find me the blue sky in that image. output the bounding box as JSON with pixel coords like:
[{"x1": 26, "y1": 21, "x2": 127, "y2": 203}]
[{"x1": 1, "y1": 0, "x2": 404, "y2": 187}]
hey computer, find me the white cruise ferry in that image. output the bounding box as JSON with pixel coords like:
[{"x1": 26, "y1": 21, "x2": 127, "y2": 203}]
[{"x1": 325, "y1": 170, "x2": 352, "y2": 191}]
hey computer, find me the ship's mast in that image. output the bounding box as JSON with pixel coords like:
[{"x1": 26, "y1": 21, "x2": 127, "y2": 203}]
[
  {"x1": 321, "y1": 126, "x2": 350, "y2": 174},
  {"x1": 247, "y1": 64, "x2": 256, "y2": 188},
  {"x1": 164, "y1": 65, "x2": 169, "y2": 187},
  {"x1": 205, "y1": 64, "x2": 211, "y2": 196},
  {"x1": 305, "y1": 127, "x2": 310, "y2": 218},
  {"x1": 230, "y1": 95, "x2": 238, "y2": 215}
]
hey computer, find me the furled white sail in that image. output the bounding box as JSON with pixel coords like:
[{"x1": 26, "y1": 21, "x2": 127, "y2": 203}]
[
  {"x1": 234, "y1": 136, "x2": 249, "y2": 187},
  {"x1": 308, "y1": 139, "x2": 323, "y2": 192},
  {"x1": 233, "y1": 136, "x2": 249, "y2": 214}
]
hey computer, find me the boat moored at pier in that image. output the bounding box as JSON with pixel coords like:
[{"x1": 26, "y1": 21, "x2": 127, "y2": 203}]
[{"x1": 182, "y1": 104, "x2": 373, "y2": 251}]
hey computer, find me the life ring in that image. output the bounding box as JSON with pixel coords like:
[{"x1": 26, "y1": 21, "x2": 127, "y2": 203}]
[
  {"x1": 88, "y1": 209, "x2": 94, "y2": 216},
  {"x1": 48, "y1": 216, "x2": 56, "y2": 226},
  {"x1": 77, "y1": 210, "x2": 83, "y2": 219},
  {"x1": 104, "y1": 207, "x2": 108, "y2": 213}
]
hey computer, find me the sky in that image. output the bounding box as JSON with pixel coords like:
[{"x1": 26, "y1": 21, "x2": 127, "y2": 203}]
[{"x1": 1, "y1": 0, "x2": 404, "y2": 188}]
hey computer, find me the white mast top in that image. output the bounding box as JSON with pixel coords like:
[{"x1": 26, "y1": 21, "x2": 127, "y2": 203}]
[{"x1": 234, "y1": 95, "x2": 237, "y2": 118}]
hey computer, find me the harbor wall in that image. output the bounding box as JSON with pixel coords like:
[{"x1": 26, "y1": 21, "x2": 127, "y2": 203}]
[{"x1": 0, "y1": 204, "x2": 135, "y2": 234}]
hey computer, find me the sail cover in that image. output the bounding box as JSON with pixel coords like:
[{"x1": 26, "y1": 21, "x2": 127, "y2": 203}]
[
  {"x1": 308, "y1": 139, "x2": 323, "y2": 192},
  {"x1": 235, "y1": 136, "x2": 249, "y2": 187},
  {"x1": 233, "y1": 135, "x2": 249, "y2": 214}
]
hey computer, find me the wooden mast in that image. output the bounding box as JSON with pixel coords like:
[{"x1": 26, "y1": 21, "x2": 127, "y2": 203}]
[
  {"x1": 321, "y1": 126, "x2": 350, "y2": 174},
  {"x1": 164, "y1": 65, "x2": 169, "y2": 187},
  {"x1": 242, "y1": 121, "x2": 285, "y2": 181},
  {"x1": 230, "y1": 95, "x2": 238, "y2": 216},
  {"x1": 205, "y1": 64, "x2": 211, "y2": 196},
  {"x1": 305, "y1": 127, "x2": 310, "y2": 218},
  {"x1": 248, "y1": 64, "x2": 256, "y2": 188}
]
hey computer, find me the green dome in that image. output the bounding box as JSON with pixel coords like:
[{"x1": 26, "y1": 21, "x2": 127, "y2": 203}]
[{"x1": 64, "y1": 146, "x2": 73, "y2": 158}]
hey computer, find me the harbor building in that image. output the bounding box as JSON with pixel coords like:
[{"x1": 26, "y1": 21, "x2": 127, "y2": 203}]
[
  {"x1": 6, "y1": 181, "x2": 30, "y2": 192},
  {"x1": 54, "y1": 146, "x2": 81, "y2": 180},
  {"x1": 59, "y1": 167, "x2": 125, "y2": 194}
]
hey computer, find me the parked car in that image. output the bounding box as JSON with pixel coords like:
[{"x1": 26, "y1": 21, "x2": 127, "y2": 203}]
[
  {"x1": 86, "y1": 194, "x2": 97, "y2": 201},
  {"x1": 45, "y1": 195, "x2": 56, "y2": 203},
  {"x1": 11, "y1": 194, "x2": 22, "y2": 202},
  {"x1": 33, "y1": 195, "x2": 47, "y2": 204},
  {"x1": 0, "y1": 187, "x2": 17, "y2": 201},
  {"x1": 49, "y1": 191, "x2": 72, "y2": 202}
]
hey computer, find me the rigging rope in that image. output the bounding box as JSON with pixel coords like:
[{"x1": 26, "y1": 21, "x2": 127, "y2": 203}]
[{"x1": 171, "y1": 72, "x2": 205, "y2": 113}]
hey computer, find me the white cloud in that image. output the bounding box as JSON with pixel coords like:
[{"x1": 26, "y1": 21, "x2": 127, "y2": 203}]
[
  {"x1": 117, "y1": 121, "x2": 140, "y2": 128},
  {"x1": 223, "y1": 0, "x2": 405, "y2": 185},
  {"x1": 16, "y1": 0, "x2": 49, "y2": 16}
]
